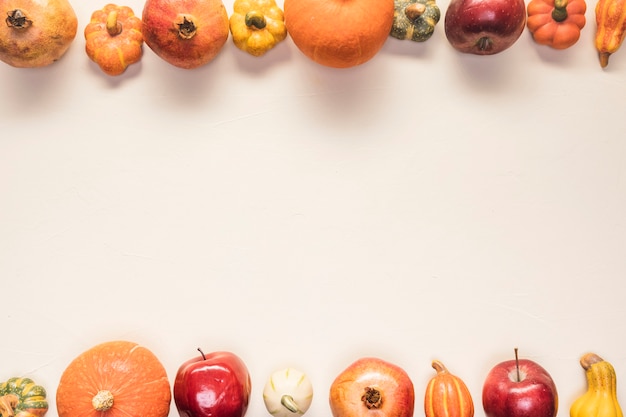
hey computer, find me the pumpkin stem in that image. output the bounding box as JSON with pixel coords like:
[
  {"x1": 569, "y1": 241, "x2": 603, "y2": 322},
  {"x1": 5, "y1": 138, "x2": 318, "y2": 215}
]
[
  {"x1": 245, "y1": 11, "x2": 267, "y2": 29},
  {"x1": 551, "y1": 0, "x2": 569, "y2": 22},
  {"x1": 405, "y1": 3, "x2": 427, "y2": 21},
  {"x1": 5, "y1": 9, "x2": 32, "y2": 29},
  {"x1": 476, "y1": 36, "x2": 493, "y2": 52},
  {"x1": 106, "y1": 10, "x2": 123, "y2": 36},
  {"x1": 599, "y1": 52, "x2": 611, "y2": 68},
  {"x1": 431, "y1": 360, "x2": 449, "y2": 374},
  {"x1": 0, "y1": 394, "x2": 19, "y2": 417},
  {"x1": 580, "y1": 353, "x2": 604, "y2": 370},
  {"x1": 281, "y1": 394, "x2": 302, "y2": 414},
  {"x1": 92, "y1": 390, "x2": 114, "y2": 411},
  {"x1": 361, "y1": 387, "x2": 383, "y2": 409},
  {"x1": 176, "y1": 15, "x2": 197, "y2": 39}
]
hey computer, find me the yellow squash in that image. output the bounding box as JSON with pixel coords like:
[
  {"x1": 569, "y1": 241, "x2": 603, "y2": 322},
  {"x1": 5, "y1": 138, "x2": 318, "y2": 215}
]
[
  {"x1": 229, "y1": 0, "x2": 287, "y2": 56},
  {"x1": 570, "y1": 353, "x2": 623, "y2": 417}
]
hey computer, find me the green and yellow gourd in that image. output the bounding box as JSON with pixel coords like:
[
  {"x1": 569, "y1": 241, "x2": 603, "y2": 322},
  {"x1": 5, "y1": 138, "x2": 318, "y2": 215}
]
[
  {"x1": 390, "y1": 0, "x2": 441, "y2": 42},
  {"x1": 570, "y1": 353, "x2": 623, "y2": 417},
  {"x1": 0, "y1": 377, "x2": 48, "y2": 417}
]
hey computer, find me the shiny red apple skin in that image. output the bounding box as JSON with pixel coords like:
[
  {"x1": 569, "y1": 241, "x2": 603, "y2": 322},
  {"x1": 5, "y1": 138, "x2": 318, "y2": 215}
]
[
  {"x1": 329, "y1": 357, "x2": 415, "y2": 417},
  {"x1": 444, "y1": 0, "x2": 526, "y2": 55},
  {"x1": 482, "y1": 359, "x2": 558, "y2": 417},
  {"x1": 174, "y1": 350, "x2": 251, "y2": 417}
]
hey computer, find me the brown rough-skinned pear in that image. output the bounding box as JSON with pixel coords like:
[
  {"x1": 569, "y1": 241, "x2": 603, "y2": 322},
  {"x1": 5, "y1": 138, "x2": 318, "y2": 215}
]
[{"x1": 0, "y1": 0, "x2": 77, "y2": 67}]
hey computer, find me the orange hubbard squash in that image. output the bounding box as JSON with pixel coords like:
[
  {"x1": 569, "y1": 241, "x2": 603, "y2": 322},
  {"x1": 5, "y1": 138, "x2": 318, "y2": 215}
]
[
  {"x1": 56, "y1": 340, "x2": 171, "y2": 417},
  {"x1": 283, "y1": 0, "x2": 395, "y2": 68},
  {"x1": 425, "y1": 360, "x2": 474, "y2": 417},
  {"x1": 526, "y1": 0, "x2": 586, "y2": 49}
]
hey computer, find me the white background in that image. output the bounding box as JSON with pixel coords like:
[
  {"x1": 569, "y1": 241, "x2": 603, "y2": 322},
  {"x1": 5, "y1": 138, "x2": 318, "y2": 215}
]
[{"x1": 1, "y1": 0, "x2": 625, "y2": 416}]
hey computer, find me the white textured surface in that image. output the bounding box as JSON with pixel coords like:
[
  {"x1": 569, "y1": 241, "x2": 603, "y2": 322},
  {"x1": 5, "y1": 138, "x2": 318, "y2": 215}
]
[{"x1": 1, "y1": 0, "x2": 625, "y2": 416}]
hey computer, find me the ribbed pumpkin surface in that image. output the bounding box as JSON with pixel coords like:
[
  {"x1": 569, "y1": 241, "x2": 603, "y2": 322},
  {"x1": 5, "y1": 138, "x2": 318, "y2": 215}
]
[
  {"x1": 284, "y1": 0, "x2": 394, "y2": 68},
  {"x1": 424, "y1": 360, "x2": 474, "y2": 417},
  {"x1": 56, "y1": 340, "x2": 171, "y2": 417}
]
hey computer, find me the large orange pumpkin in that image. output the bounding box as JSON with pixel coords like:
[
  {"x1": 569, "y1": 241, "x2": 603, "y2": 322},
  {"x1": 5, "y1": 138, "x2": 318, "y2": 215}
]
[
  {"x1": 283, "y1": 0, "x2": 395, "y2": 68},
  {"x1": 56, "y1": 340, "x2": 171, "y2": 417}
]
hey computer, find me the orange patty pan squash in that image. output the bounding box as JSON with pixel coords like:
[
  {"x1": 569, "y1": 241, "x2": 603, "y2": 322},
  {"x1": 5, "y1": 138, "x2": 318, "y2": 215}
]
[
  {"x1": 230, "y1": 0, "x2": 287, "y2": 56},
  {"x1": 85, "y1": 4, "x2": 144, "y2": 76},
  {"x1": 527, "y1": 0, "x2": 586, "y2": 49}
]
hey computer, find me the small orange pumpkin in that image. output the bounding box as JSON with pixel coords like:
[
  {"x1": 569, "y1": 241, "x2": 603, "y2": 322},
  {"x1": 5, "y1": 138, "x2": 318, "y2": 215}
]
[
  {"x1": 425, "y1": 360, "x2": 474, "y2": 417},
  {"x1": 56, "y1": 340, "x2": 171, "y2": 417},
  {"x1": 283, "y1": 0, "x2": 395, "y2": 68},
  {"x1": 84, "y1": 4, "x2": 144, "y2": 76},
  {"x1": 527, "y1": 0, "x2": 586, "y2": 49}
]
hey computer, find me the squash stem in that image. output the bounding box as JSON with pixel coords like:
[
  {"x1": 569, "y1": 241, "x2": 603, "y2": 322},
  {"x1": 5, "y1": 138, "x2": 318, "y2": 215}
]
[
  {"x1": 281, "y1": 395, "x2": 302, "y2": 414},
  {"x1": 5, "y1": 9, "x2": 32, "y2": 29},
  {"x1": 431, "y1": 360, "x2": 449, "y2": 374},
  {"x1": 245, "y1": 11, "x2": 267, "y2": 29},
  {"x1": 580, "y1": 353, "x2": 604, "y2": 370},
  {"x1": 0, "y1": 394, "x2": 19, "y2": 417},
  {"x1": 106, "y1": 10, "x2": 123, "y2": 36},
  {"x1": 361, "y1": 387, "x2": 383, "y2": 409},
  {"x1": 551, "y1": 0, "x2": 569, "y2": 22},
  {"x1": 405, "y1": 3, "x2": 427, "y2": 21},
  {"x1": 92, "y1": 390, "x2": 114, "y2": 411},
  {"x1": 599, "y1": 52, "x2": 611, "y2": 68}
]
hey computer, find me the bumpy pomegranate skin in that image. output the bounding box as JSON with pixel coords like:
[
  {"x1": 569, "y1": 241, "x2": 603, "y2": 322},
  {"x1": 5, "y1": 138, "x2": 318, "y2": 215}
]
[
  {"x1": 0, "y1": 0, "x2": 78, "y2": 67},
  {"x1": 142, "y1": 0, "x2": 230, "y2": 69}
]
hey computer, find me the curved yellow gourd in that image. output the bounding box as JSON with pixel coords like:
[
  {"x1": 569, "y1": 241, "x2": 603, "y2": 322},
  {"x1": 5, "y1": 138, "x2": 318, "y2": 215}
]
[{"x1": 570, "y1": 353, "x2": 623, "y2": 417}]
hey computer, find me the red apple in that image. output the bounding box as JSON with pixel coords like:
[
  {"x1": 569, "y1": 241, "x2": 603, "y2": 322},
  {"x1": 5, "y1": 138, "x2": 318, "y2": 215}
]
[
  {"x1": 174, "y1": 349, "x2": 251, "y2": 417},
  {"x1": 329, "y1": 357, "x2": 415, "y2": 417},
  {"x1": 444, "y1": 0, "x2": 526, "y2": 54},
  {"x1": 482, "y1": 349, "x2": 558, "y2": 417}
]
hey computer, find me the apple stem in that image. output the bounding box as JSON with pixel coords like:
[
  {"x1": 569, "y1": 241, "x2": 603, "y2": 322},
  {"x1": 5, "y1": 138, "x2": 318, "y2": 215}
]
[
  {"x1": 514, "y1": 347, "x2": 521, "y2": 382},
  {"x1": 197, "y1": 348, "x2": 206, "y2": 361},
  {"x1": 361, "y1": 387, "x2": 383, "y2": 409}
]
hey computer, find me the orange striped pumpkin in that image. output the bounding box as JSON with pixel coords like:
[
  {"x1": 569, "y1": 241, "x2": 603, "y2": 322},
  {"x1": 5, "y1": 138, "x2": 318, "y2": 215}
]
[{"x1": 425, "y1": 360, "x2": 474, "y2": 417}]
